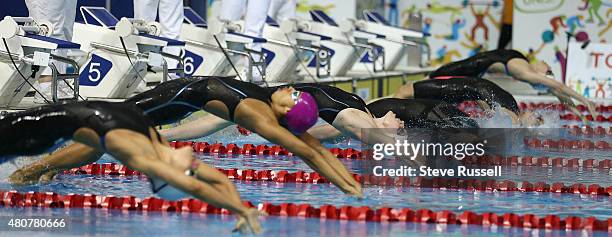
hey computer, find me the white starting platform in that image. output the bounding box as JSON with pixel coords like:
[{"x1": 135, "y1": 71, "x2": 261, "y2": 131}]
[
  {"x1": 0, "y1": 16, "x2": 81, "y2": 109},
  {"x1": 73, "y1": 6, "x2": 185, "y2": 99}
]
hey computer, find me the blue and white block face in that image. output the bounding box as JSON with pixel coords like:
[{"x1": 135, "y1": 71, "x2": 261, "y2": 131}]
[
  {"x1": 307, "y1": 46, "x2": 335, "y2": 67},
  {"x1": 79, "y1": 54, "x2": 113, "y2": 87},
  {"x1": 360, "y1": 46, "x2": 383, "y2": 63},
  {"x1": 262, "y1": 48, "x2": 276, "y2": 66},
  {"x1": 182, "y1": 50, "x2": 204, "y2": 77}
]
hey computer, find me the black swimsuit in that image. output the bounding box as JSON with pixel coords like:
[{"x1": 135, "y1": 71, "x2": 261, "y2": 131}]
[
  {"x1": 413, "y1": 77, "x2": 520, "y2": 114},
  {"x1": 367, "y1": 98, "x2": 479, "y2": 128},
  {"x1": 0, "y1": 101, "x2": 153, "y2": 157},
  {"x1": 268, "y1": 83, "x2": 369, "y2": 124},
  {"x1": 429, "y1": 49, "x2": 528, "y2": 78},
  {"x1": 126, "y1": 76, "x2": 271, "y2": 126}
]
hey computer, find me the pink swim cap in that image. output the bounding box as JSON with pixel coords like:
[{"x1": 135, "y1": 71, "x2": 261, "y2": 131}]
[{"x1": 284, "y1": 91, "x2": 319, "y2": 134}]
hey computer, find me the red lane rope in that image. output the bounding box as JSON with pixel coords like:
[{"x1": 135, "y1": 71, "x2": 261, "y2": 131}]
[
  {"x1": 460, "y1": 110, "x2": 612, "y2": 123},
  {"x1": 559, "y1": 114, "x2": 612, "y2": 123},
  {"x1": 0, "y1": 190, "x2": 610, "y2": 232},
  {"x1": 524, "y1": 137, "x2": 611, "y2": 151},
  {"x1": 170, "y1": 141, "x2": 365, "y2": 159},
  {"x1": 518, "y1": 102, "x2": 611, "y2": 113},
  {"x1": 458, "y1": 102, "x2": 612, "y2": 122},
  {"x1": 459, "y1": 155, "x2": 611, "y2": 169},
  {"x1": 61, "y1": 163, "x2": 612, "y2": 196},
  {"x1": 172, "y1": 141, "x2": 612, "y2": 169},
  {"x1": 459, "y1": 101, "x2": 612, "y2": 114},
  {"x1": 563, "y1": 125, "x2": 612, "y2": 137}
]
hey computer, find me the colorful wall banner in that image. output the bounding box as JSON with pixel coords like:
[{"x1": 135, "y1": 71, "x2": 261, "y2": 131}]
[
  {"x1": 565, "y1": 42, "x2": 612, "y2": 99},
  {"x1": 512, "y1": 0, "x2": 611, "y2": 97},
  {"x1": 395, "y1": 0, "x2": 503, "y2": 67}
]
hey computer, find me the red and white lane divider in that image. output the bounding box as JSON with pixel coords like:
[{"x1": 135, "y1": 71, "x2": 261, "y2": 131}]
[
  {"x1": 518, "y1": 103, "x2": 612, "y2": 114},
  {"x1": 459, "y1": 155, "x2": 611, "y2": 169},
  {"x1": 457, "y1": 102, "x2": 612, "y2": 122},
  {"x1": 172, "y1": 141, "x2": 612, "y2": 169},
  {"x1": 459, "y1": 101, "x2": 612, "y2": 113},
  {"x1": 0, "y1": 190, "x2": 610, "y2": 232},
  {"x1": 62, "y1": 163, "x2": 612, "y2": 197},
  {"x1": 563, "y1": 125, "x2": 612, "y2": 137},
  {"x1": 524, "y1": 138, "x2": 611, "y2": 150},
  {"x1": 170, "y1": 141, "x2": 365, "y2": 159},
  {"x1": 460, "y1": 110, "x2": 612, "y2": 123},
  {"x1": 559, "y1": 114, "x2": 612, "y2": 123}
]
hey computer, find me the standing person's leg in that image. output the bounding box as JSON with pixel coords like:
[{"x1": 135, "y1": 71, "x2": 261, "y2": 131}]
[
  {"x1": 243, "y1": 0, "x2": 271, "y2": 83},
  {"x1": 158, "y1": 0, "x2": 184, "y2": 71},
  {"x1": 219, "y1": 0, "x2": 246, "y2": 21},
  {"x1": 25, "y1": 0, "x2": 77, "y2": 102},
  {"x1": 62, "y1": 0, "x2": 78, "y2": 41},
  {"x1": 268, "y1": 0, "x2": 296, "y2": 21},
  {"x1": 134, "y1": 0, "x2": 160, "y2": 21},
  {"x1": 134, "y1": 0, "x2": 160, "y2": 90}
]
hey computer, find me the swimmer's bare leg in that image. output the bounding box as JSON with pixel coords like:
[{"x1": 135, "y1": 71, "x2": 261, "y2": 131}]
[
  {"x1": 160, "y1": 114, "x2": 233, "y2": 141},
  {"x1": 9, "y1": 143, "x2": 103, "y2": 185},
  {"x1": 191, "y1": 160, "x2": 250, "y2": 210},
  {"x1": 102, "y1": 130, "x2": 262, "y2": 234},
  {"x1": 392, "y1": 82, "x2": 415, "y2": 99}
]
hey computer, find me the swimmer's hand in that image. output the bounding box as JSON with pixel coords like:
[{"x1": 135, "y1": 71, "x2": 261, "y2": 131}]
[
  {"x1": 352, "y1": 191, "x2": 365, "y2": 200},
  {"x1": 345, "y1": 185, "x2": 364, "y2": 199},
  {"x1": 233, "y1": 208, "x2": 266, "y2": 235},
  {"x1": 585, "y1": 101, "x2": 599, "y2": 120}
]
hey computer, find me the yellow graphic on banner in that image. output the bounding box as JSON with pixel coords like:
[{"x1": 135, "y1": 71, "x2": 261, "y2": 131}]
[
  {"x1": 296, "y1": 0, "x2": 335, "y2": 13},
  {"x1": 515, "y1": 0, "x2": 565, "y2": 13}
]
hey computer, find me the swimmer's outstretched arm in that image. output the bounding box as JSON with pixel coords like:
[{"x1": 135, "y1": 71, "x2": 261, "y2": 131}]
[
  {"x1": 332, "y1": 109, "x2": 398, "y2": 144},
  {"x1": 250, "y1": 121, "x2": 363, "y2": 197},
  {"x1": 298, "y1": 132, "x2": 364, "y2": 195},
  {"x1": 550, "y1": 88, "x2": 588, "y2": 123},
  {"x1": 508, "y1": 60, "x2": 598, "y2": 117},
  {"x1": 160, "y1": 114, "x2": 233, "y2": 141},
  {"x1": 307, "y1": 124, "x2": 344, "y2": 140}
]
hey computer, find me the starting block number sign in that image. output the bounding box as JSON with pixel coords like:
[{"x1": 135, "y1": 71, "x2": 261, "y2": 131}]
[
  {"x1": 183, "y1": 50, "x2": 203, "y2": 76},
  {"x1": 79, "y1": 54, "x2": 112, "y2": 86}
]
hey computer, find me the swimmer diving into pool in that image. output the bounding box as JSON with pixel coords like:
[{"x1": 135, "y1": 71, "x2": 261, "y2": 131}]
[
  {"x1": 2, "y1": 101, "x2": 263, "y2": 234},
  {"x1": 391, "y1": 76, "x2": 542, "y2": 127},
  {"x1": 161, "y1": 83, "x2": 404, "y2": 144},
  {"x1": 11, "y1": 76, "x2": 363, "y2": 197},
  {"x1": 398, "y1": 49, "x2": 598, "y2": 119},
  {"x1": 367, "y1": 98, "x2": 479, "y2": 128},
  {"x1": 311, "y1": 97, "x2": 479, "y2": 142}
]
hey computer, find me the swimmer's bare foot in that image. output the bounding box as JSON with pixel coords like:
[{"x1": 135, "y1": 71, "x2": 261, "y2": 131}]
[
  {"x1": 234, "y1": 208, "x2": 265, "y2": 234},
  {"x1": 39, "y1": 170, "x2": 59, "y2": 184}
]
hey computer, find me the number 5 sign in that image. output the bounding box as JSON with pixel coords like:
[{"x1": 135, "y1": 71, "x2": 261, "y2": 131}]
[{"x1": 79, "y1": 54, "x2": 113, "y2": 86}]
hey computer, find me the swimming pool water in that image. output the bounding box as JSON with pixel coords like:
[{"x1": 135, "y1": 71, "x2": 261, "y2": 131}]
[
  {"x1": 0, "y1": 107, "x2": 610, "y2": 236},
  {"x1": 4, "y1": 206, "x2": 598, "y2": 237}
]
